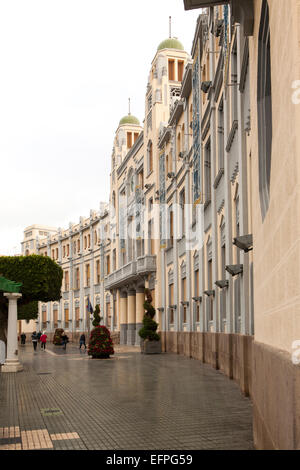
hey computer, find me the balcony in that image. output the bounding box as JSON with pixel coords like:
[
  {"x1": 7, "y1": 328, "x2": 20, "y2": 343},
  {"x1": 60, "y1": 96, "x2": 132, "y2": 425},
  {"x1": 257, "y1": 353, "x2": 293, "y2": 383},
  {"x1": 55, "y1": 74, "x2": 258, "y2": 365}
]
[{"x1": 104, "y1": 255, "x2": 156, "y2": 290}]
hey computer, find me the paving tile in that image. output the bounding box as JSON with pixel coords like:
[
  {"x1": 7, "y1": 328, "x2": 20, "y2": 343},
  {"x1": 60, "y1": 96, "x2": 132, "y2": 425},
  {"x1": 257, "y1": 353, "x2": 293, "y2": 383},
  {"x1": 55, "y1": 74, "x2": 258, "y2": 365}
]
[{"x1": 0, "y1": 343, "x2": 253, "y2": 450}]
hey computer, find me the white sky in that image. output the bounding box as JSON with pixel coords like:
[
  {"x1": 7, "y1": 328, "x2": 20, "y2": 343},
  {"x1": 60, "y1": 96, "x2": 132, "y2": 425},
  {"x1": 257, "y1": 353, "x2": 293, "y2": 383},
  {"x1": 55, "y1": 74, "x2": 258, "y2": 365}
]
[{"x1": 0, "y1": 0, "x2": 200, "y2": 255}]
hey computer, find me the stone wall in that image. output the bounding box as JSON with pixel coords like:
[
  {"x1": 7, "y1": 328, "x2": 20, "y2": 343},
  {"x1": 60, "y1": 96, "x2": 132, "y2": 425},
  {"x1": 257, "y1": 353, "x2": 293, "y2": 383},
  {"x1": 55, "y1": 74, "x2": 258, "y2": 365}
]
[
  {"x1": 162, "y1": 331, "x2": 253, "y2": 398},
  {"x1": 252, "y1": 341, "x2": 300, "y2": 450}
]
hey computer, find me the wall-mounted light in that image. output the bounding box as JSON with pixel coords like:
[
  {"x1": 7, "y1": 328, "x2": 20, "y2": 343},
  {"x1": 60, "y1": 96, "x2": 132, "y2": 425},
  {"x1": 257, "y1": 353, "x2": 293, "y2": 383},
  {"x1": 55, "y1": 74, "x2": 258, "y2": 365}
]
[
  {"x1": 215, "y1": 280, "x2": 229, "y2": 289},
  {"x1": 225, "y1": 265, "x2": 243, "y2": 276},
  {"x1": 233, "y1": 234, "x2": 253, "y2": 253}
]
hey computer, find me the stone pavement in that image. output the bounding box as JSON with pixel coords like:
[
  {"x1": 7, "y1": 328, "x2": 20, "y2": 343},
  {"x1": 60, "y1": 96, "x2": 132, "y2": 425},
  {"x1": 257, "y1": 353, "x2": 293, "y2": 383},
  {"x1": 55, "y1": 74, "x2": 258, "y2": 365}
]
[{"x1": 0, "y1": 342, "x2": 253, "y2": 450}]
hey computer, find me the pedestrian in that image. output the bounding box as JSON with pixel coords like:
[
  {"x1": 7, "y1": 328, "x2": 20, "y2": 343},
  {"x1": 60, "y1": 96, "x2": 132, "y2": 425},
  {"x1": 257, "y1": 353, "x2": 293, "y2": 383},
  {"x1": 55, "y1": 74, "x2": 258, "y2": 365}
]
[
  {"x1": 79, "y1": 333, "x2": 86, "y2": 350},
  {"x1": 31, "y1": 331, "x2": 38, "y2": 351},
  {"x1": 37, "y1": 331, "x2": 42, "y2": 343},
  {"x1": 61, "y1": 333, "x2": 69, "y2": 350},
  {"x1": 40, "y1": 332, "x2": 47, "y2": 350},
  {"x1": 21, "y1": 333, "x2": 26, "y2": 345}
]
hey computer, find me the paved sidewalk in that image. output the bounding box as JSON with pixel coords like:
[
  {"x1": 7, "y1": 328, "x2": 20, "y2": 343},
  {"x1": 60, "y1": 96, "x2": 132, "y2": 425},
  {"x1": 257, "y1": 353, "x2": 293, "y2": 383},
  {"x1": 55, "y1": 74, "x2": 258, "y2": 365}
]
[{"x1": 0, "y1": 342, "x2": 253, "y2": 450}]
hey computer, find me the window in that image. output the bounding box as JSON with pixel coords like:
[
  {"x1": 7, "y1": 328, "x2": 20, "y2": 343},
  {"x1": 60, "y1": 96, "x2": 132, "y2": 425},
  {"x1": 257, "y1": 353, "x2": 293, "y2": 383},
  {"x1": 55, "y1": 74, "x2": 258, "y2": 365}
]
[
  {"x1": 75, "y1": 306, "x2": 80, "y2": 329},
  {"x1": 53, "y1": 308, "x2": 58, "y2": 329},
  {"x1": 75, "y1": 267, "x2": 80, "y2": 290},
  {"x1": 73, "y1": 241, "x2": 76, "y2": 254},
  {"x1": 177, "y1": 132, "x2": 181, "y2": 158},
  {"x1": 134, "y1": 132, "x2": 139, "y2": 143},
  {"x1": 106, "y1": 255, "x2": 110, "y2": 275},
  {"x1": 64, "y1": 308, "x2": 69, "y2": 329},
  {"x1": 96, "y1": 260, "x2": 100, "y2": 283},
  {"x1": 147, "y1": 141, "x2": 153, "y2": 173},
  {"x1": 127, "y1": 132, "x2": 132, "y2": 149},
  {"x1": 77, "y1": 239, "x2": 80, "y2": 252},
  {"x1": 66, "y1": 244, "x2": 69, "y2": 257},
  {"x1": 88, "y1": 234, "x2": 91, "y2": 248},
  {"x1": 113, "y1": 249, "x2": 116, "y2": 271},
  {"x1": 178, "y1": 60, "x2": 184, "y2": 82},
  {"x1": 179, "y1": 190, "x2": 185, "y2": 238},
  {"x1": 84, "y1": 236, "x2": 87, "y2": 249},
  {"x1": 86, "y1": 264, "x2": 90, "y2": 287},
  {"x1": 64, "y1": 271, "x2": 69, "y2": 291},
  {"x1": 168, "y1": 59, "x2": 175, "y2": 81},
  {"x1": 204, "y1": 141, "x2": 211, "y2": 202},
  {"x1": 63, "y1": 246, "x2": 66, "y2": 258},
  {"x1": 258, "y1": 0, "x2": 272, "y2": 220},
  {"x1": 94, "y1": 230, "x2": 97, "y2": 245},
  {"x1": 218, "y1": 98, "x2": 224, "y2": 170}
]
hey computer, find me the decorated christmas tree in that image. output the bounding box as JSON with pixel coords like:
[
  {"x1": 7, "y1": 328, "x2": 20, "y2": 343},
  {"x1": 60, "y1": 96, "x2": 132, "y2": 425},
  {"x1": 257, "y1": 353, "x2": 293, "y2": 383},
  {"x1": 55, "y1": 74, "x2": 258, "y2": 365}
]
[{"x1": 88, "y1": 305, "x2": 114, "y2": 359}]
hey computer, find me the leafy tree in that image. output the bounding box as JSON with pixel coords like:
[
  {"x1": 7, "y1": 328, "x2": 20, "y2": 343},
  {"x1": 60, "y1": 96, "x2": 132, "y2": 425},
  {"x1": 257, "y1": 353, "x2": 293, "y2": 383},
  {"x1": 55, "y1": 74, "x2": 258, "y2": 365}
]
[{"x1": 0, "y1": 255, "x2": 63, "y2": 343}]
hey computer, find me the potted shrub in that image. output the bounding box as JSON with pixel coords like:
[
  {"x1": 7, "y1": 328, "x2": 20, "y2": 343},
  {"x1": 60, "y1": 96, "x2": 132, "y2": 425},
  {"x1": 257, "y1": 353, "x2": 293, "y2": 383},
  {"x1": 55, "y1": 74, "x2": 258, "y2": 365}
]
[
  {"x1": 139, "y1": 289, "x2": 162, "y2": 354},
  {"x1": 88, "y1": 304, "x2": 114, "y2": 359}
]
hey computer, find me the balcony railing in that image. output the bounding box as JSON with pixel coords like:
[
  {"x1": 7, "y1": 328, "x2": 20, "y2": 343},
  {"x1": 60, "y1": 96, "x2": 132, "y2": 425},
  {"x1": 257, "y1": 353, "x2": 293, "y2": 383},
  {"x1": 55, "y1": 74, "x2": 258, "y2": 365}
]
[{"x1": 104, "y1": 255, "x2": 156, "y2": 290}]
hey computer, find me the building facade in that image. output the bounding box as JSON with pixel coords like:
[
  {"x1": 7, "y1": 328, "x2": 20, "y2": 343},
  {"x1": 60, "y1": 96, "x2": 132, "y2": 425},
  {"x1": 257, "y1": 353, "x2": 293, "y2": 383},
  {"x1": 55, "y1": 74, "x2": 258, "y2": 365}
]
[{"x1": 21, "y1": 0, "x2": 300, "y2": 449}]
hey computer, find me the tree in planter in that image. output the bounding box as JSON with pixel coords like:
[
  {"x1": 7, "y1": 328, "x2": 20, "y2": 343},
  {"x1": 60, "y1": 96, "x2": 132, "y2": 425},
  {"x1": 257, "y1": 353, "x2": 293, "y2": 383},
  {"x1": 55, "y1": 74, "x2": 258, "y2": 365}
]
[
  {"x1": 138, "y1": 289, "x2": 160, "y2": 342},
  {"x1": 88, "y1": 304, "x2": 114, "y2": 358},
  {"x1": 0, "y1": 255, "x2": 63, "y2": 345}
]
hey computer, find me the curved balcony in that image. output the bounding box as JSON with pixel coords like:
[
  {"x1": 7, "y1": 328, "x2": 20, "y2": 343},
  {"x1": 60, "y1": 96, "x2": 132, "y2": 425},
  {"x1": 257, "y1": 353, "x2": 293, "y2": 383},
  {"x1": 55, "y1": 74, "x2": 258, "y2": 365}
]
[{"x1": 104, "y1": 255, "x2": 156, "y2": 290}]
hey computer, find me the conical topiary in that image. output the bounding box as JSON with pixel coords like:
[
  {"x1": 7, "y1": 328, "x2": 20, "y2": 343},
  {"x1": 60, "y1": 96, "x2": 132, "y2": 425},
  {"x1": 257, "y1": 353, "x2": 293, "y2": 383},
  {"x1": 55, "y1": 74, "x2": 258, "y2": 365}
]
[
  {"x1": 138, "y1": 289, "x2": 160, "y2": 341},
  {"x1": 92, "y1": 304, "x2": 102, "y2": 327}
]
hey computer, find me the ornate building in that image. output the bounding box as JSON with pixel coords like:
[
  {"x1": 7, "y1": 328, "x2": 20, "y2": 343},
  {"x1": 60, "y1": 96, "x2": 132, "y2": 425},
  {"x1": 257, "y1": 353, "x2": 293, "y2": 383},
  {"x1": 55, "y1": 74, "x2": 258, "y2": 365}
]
[{"x1": 21, "y1": 0, "x2": 300, "y2": 449}]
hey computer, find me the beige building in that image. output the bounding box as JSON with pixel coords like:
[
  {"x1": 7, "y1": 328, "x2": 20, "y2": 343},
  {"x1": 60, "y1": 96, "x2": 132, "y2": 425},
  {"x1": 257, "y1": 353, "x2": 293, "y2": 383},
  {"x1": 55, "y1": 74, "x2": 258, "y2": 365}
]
[{"x1": 21, "y1": 0, "x2": 300, "y2": 449}]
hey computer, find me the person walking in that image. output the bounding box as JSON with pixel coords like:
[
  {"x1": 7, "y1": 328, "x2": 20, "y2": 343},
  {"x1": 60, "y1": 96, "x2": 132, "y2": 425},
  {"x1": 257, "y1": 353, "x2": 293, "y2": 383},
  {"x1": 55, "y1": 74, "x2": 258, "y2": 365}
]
[
  {"x1": 37, "y1": 331, "x2": 42, "y2": 343},
  {"x1": 61, "y1": 333, "x2": 69, "y2": 350},
  {"x1": 20, "y1": 333, "x2": 26, "y2": 345},
  {"x1": 31, "y1": 332, "x2": 38, "y2": 351},
  {"x1": 79, "y1": 333, "x2": 86, "y2": 350},
  {"x1": 40, "y1": 332, "x2": 47, "y2": 350}
]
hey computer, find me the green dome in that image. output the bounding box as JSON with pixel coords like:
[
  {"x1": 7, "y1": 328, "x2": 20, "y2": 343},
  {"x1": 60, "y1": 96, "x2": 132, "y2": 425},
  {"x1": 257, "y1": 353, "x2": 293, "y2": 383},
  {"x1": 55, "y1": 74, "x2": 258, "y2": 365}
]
[
  {"x1": 157, "y1": 38, "x2": 184, "y2": 51},
  {"x1": 119, "y1": 114, "x2": 140, "y2": 126}
]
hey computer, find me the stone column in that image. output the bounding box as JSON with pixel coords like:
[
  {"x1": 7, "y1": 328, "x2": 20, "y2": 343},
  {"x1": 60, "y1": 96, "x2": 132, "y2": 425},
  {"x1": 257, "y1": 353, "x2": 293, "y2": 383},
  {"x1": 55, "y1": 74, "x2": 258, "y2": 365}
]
[
  {"x1": 135, "y1": 287, "x2": 145, "y2": 346},
  {"x1": 127, "y1": 288, "x2": 136, "y2": 345},
  {"x1": 120, "y1": 290, "x2": 128, "y2": 345},
  {"x1": 2, "y1": 293, "x2": 23, "y2": 373}
]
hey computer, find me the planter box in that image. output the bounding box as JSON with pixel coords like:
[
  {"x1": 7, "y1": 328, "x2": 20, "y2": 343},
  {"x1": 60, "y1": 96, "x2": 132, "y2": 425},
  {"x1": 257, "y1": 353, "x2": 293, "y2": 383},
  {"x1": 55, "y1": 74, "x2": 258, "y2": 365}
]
[{"x1": 141, "y1": 339, "x2": 162, "y2": 354}]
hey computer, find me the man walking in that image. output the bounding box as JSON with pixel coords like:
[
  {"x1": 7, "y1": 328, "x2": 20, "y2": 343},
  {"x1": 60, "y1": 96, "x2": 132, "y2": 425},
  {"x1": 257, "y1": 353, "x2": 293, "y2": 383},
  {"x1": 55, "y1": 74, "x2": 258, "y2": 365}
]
[
  {"x1": 79, "y1": 333, "x2": 86, "y2": 350},
  {"x1": 31, "y1": 332, "x2": 38, "y2": 351}
]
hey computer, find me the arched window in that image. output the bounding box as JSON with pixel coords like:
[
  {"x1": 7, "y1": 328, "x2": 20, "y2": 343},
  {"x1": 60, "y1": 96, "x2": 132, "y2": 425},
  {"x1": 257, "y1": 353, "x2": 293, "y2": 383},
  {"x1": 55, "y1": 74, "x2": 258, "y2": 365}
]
[{"x1": 258, "y1": 0, "x2": 272, "y2": 220}]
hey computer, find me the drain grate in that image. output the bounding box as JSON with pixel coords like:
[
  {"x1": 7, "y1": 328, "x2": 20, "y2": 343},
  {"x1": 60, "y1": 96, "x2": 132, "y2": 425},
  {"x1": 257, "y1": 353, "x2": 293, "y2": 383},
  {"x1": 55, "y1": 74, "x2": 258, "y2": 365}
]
[
  {"x1": 37, "y1": 372, "x2": 52, "y2": 375},
  {"x1": 40, "y1": 408, "x2": 63, "y2": 416}
]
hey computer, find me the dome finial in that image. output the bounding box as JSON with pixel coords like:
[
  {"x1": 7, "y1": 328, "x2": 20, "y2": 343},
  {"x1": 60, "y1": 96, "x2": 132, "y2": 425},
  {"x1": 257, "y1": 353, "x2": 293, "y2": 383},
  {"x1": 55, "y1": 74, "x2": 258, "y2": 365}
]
[
  {"x1": 169, "y1": 16, "x2": 171, "y2": 39},
  {"x1": 128, "y1": 97, "x2": 131, "y2": 116}
]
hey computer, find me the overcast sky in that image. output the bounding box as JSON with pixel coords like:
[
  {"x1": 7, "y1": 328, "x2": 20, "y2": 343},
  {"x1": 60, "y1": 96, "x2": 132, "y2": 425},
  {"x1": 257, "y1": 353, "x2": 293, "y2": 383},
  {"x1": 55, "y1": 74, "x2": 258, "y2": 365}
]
[{"x1": 0, "y1": 0, "x2": 200, "y2": 255}]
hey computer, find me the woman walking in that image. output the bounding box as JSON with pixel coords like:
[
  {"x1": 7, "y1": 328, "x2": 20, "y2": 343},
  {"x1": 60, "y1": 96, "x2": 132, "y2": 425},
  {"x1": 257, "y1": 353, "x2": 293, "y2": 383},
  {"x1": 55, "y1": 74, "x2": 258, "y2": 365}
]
[{"x1": 40, "y1": 332, "x2": 47, "y2": 350}]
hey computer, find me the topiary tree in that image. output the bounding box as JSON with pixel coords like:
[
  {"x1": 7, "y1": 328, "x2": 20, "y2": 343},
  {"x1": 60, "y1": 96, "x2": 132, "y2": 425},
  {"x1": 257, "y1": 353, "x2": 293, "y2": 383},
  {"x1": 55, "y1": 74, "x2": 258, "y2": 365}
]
[
  {"x1": 88, "y1": 325, "x2": 114, "y2": 359},
  {"x1": 138, "y1": 288, "x2": 160, "y2": 342},
  {"x1": 92, "y1": 304, "x2": 102, "y2": 327},
  {"x1": 0, "y1": 255, "x2": 63, "y2": 344}
]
